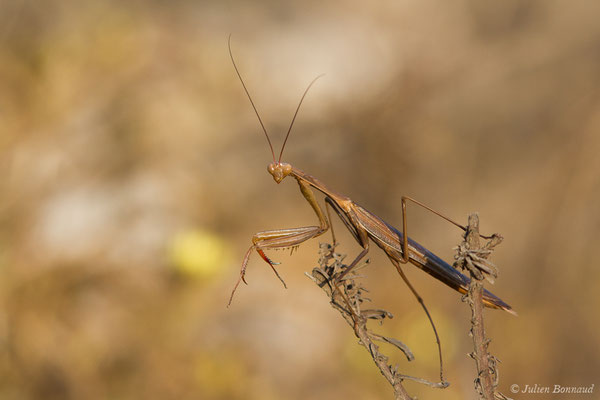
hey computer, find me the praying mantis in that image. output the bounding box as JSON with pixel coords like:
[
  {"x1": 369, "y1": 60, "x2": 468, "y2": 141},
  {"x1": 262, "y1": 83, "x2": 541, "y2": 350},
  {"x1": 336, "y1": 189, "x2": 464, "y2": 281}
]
[{"x1": 227, "y1": 38, "x2": 513, "y2": 383}]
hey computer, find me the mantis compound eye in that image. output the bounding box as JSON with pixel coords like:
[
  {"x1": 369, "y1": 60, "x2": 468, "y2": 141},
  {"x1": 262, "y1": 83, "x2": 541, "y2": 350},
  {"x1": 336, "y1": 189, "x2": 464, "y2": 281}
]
[{"x1": 282, "y1": 163, "x2": 292, "y2": 176}]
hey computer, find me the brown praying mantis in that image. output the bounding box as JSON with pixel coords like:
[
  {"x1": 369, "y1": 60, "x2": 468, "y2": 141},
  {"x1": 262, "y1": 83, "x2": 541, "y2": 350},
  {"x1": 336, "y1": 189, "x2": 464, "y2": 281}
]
[{"x1": 227, "y1": 38, "x2": 513, "y2": 383}]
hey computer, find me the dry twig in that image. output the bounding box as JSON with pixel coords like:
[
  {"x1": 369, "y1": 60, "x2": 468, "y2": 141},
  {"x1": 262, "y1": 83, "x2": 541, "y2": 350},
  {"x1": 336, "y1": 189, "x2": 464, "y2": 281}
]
[
  {"x1": 453, "y1": 213, "x2": 512, "y2": 400},
  {"x1": 306, "y1": 243, "x2": 448, "y2": 400}
]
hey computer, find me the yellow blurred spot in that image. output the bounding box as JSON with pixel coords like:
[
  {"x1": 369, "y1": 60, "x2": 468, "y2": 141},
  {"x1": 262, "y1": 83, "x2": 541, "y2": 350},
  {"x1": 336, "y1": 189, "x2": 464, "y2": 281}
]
[
  {"x1": 194, "y1": 353, "x2": 247, "y2": 397},
  {"x1": 168, "y1": 229, "x2": 230, "y2": 279},
  {"x1": 194, "y1": 352, "x2": 279, "y2": 400}
]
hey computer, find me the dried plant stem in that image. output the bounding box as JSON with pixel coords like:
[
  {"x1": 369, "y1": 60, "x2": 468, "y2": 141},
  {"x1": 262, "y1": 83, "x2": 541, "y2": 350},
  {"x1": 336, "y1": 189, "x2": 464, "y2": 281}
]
[
  {"x1": 307, "y1": 243, "x2": 447, "y2": 400},
  {"x1": 354, "y1": 317, "x2": 413, "y2": 400},
  {"x1": 456, "y1": 213, "x2": 510, "y2": 400}
]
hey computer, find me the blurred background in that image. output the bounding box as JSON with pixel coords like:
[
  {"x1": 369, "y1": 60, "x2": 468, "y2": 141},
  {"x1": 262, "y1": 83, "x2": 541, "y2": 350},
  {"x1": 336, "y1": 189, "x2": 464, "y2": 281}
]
[{"x1": 1, "y1": 1, "x2": 599, "y2": 399}]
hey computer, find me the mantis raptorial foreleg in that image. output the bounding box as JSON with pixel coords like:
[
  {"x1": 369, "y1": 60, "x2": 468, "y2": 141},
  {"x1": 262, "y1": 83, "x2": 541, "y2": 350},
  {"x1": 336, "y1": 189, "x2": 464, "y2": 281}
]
[{"x1": 228, "y1": 179, "x2": 329, "y2": 306}]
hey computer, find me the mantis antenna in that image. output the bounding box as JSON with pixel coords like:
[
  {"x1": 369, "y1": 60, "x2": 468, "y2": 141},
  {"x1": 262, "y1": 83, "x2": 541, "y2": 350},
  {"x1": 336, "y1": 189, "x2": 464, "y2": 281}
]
[
  {"x1": 278, "y1": 74, "x2": 324, "y2": 163},
  {"x1": 228, "y1": 35, "x2": 276, "y2": 163},
  {"x1": 228, "y1": 35, "x2": 323, "y2": 164}
]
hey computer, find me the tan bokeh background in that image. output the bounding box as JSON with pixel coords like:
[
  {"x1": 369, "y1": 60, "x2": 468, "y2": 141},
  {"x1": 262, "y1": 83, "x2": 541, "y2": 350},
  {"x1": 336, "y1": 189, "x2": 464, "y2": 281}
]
[{"x1": 1, "y1": 1, "x2": 599, "y2": 399}]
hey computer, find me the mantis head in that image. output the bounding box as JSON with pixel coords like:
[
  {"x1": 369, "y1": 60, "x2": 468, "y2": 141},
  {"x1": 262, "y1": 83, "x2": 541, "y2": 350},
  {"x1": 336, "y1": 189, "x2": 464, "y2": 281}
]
[{"x1": 268, "y1": 162, "x2": 292, "y2": 183}]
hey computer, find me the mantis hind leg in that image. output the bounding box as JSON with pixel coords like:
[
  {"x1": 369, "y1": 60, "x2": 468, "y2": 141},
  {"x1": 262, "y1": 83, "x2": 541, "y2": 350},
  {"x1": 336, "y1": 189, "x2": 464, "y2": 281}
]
[
  {"x1": 389, "y1": 256, "x2": 448, "y2": 386},
  {"x1": 396, "y1": 196, "x2": 502, "y2": 384},
  {"x1": 397, "y1": 196, "x2": 463, "y2": 385}
]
